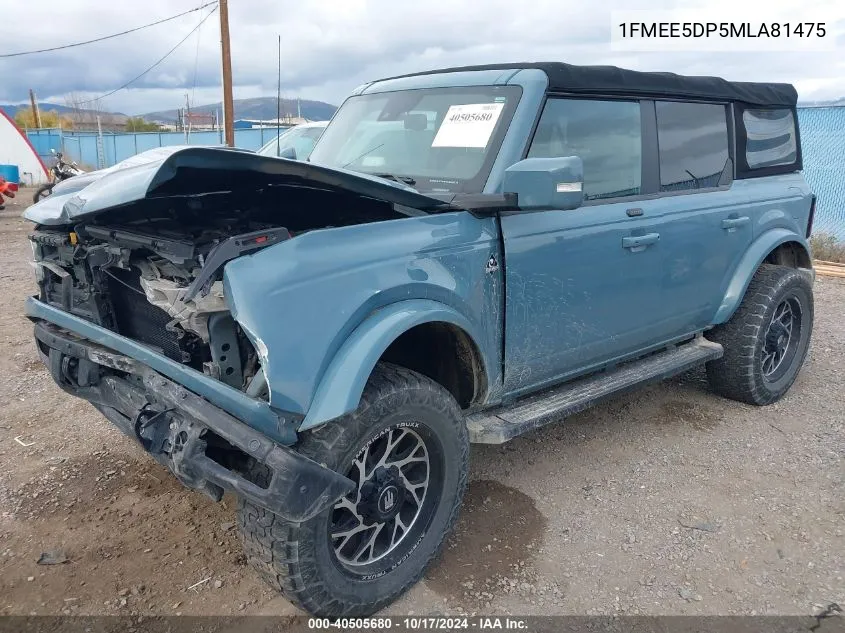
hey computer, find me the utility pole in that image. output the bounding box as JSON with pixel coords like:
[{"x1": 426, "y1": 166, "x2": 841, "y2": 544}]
[
  {"x1": 185, "y1": 93, "x2": 191, "y2": 143},
  {"x1": 276, "y1": 34, "x2": 281, "y2": 156},
  {"x1": 29, "y1": 89, "x2": 42, "y2": 128},
  {"x1": 219, "y1": 0, "x2": 235, "y2": 146}
]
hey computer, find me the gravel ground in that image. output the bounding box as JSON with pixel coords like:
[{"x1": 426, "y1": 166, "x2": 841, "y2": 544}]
[{"x1": 0, "y1": 189, "x2": 842, "y2": 617}]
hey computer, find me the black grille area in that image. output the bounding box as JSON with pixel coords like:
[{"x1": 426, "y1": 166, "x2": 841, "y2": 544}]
[{"x1": 106, "y1": 268, "x2": 185, "y2": 362}]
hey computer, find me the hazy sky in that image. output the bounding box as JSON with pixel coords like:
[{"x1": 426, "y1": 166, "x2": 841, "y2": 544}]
[{"x1": 1, "y1": 0, "x2": 843, "y2": 115}]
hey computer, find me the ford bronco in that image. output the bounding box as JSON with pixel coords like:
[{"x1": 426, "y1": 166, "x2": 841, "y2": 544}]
[{"x1": 24, "y1": 63, "x2": 815, "y2": 616}]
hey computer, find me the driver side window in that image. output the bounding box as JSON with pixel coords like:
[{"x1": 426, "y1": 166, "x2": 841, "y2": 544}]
[{"x1": 528, "y1": 98, "x2": 642, "y2": 201}]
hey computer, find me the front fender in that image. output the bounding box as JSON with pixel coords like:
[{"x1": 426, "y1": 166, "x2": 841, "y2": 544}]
[
  {"x1": 300, "y1": 299, "x2": 487, "y2": 430},
  {"x1": 712, "y1": 228, "x2": 811, "y2": 325}
]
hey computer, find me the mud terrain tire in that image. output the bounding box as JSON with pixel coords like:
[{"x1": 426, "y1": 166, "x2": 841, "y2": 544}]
[
  {"x1": 706, "y1": 264, "x2": 813, "y2": 405},
  {"x1": 238, "y1": 363, "x2": 469, "y2": 617}
]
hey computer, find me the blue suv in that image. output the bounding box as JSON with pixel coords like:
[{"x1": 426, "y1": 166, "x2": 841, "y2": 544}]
[{"x1": 24, "y1": 62, "x2": 815, "y2": 616}]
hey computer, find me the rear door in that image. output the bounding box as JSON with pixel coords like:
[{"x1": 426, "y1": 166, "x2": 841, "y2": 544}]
[{"x1": 647, "y1": 101, "x2": 753, "y2": 332}]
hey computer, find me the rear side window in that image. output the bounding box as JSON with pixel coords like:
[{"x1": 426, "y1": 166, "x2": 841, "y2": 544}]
[
  {"x1": 527, "y1": 98, "x2": 642, "y2": 201},
  {"x1": 742, "y1": 109, "x2": 797, "y2": 169},
  {"x1": 655, "y1": 102, "x2": 730, "y2": 191}
]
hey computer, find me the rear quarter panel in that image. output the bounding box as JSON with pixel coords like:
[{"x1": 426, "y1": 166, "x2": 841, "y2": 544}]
[{"x1": 711, "y1": 172, "x2": 813, "y2": 324}]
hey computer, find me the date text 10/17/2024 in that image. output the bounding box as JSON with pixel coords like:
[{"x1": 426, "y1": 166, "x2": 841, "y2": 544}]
[{"x1": 308, "y1": 617, "x2": 529, "y2": 630}]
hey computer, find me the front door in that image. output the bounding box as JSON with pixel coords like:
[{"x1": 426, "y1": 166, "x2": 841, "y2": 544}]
[{"x1": 500, "y1": 97, "x2": 667, "y2": 395}]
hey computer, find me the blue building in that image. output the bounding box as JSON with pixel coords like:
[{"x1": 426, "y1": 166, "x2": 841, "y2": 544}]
[{"x1": 797, "y1": 106, "x2": 845, "y2": 240}]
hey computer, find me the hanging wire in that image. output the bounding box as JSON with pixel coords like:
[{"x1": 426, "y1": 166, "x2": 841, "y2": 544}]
[
  {"x1": 1, "y1": 2, "x2": 217, "y2": 58},
  {"x1": 72, "y1": 5, "x2": 219, "y2": 107}
]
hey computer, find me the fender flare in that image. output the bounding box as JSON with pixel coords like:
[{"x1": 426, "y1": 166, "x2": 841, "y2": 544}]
[
  {"x1": 712, "y1": 228, "x2": 812, "y2": 325},
  {"x1": 299, "y1": 299, "x2": 488, "y2": 431}
]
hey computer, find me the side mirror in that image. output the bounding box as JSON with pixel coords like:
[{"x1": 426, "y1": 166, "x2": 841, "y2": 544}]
[
  {"x1": 278, "y1": 146, "x2": 297, "y2": 160},
  {"x1": 503, "y1": 156, "x2": 583, "y2": 211}
]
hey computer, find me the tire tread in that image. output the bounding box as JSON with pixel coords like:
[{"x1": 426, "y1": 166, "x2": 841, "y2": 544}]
[
  {"x1": 706, "y1": 264, "x2": 813, "y2": 405},
  {"x1": 238, "y1": 363, "x2": 469, "y2": 617}
]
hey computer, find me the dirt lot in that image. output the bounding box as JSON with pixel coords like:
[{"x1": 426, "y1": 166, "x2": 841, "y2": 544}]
[{"x1": 1, "y1": 189, "x2": 842, "y2": 617}]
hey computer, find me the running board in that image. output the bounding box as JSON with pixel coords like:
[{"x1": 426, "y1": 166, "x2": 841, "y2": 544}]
[{"x1": 467, "y1": 338, "x2": 723, "y2": 444}]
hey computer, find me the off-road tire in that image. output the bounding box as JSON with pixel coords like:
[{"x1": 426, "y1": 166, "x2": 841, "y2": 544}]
[
  {"x1": 237, "y1": 363, "x2": 469, "y2": 617},
  {"x1": 33, "y1": 183, "x2": 54, "y2": 203},
  {"x1": 706, "y1": 263, "x2": 813, "y2": 405}
]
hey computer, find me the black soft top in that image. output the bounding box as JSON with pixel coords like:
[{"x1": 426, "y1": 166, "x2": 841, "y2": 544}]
[{"x1": 384, "y1": 62, "x2": 797, "y2": 108}]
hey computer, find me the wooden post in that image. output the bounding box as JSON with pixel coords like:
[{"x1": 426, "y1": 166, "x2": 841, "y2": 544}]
[
  {"x1": 29, "y1": 89, "x2": 42, "y2": 128},
  {"x1": 219, "y1": 0, "x2": 235, "y2": 146}
]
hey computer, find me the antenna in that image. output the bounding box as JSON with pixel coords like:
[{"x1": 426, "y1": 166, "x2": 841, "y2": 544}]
[{"x1": 277, "y1": 34, "x2": 282, "y2": 156}]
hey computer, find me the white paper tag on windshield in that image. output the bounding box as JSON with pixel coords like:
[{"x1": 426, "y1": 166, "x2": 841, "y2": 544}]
[{"x1": 431, "y1": 103, "x2": 504, "y2": 148}]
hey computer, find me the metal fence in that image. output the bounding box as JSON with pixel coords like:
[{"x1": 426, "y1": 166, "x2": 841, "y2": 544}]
[
  {"x1": 25, "y1": 127, "x2": 288, "y2": 170},
  {"x1": 797, "y1": 106, "x2": 845, "y2": 241},
  {"x1": 23, "y1": 107, "x2": 845, "y2": 240}
]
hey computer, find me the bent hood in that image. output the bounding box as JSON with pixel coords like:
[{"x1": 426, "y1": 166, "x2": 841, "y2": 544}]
[{"x1": 24, "y1": 146, "x2": 456, "y2": 226}]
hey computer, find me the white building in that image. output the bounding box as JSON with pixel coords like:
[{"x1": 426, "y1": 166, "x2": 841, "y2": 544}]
[{"x1": 0, "y1": 110, "x2": 49, "y2": 185}]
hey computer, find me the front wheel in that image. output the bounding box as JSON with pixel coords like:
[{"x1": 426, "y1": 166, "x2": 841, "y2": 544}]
[
  {"x1": 33, "y1": 183, "x2": 54, "y2": 203},
  {"x1": 238, "y1": 363, "x2": 469, "y2": 617},
  {"x1": 706, "y1": 264, "x2": 813, "y2": 405}
]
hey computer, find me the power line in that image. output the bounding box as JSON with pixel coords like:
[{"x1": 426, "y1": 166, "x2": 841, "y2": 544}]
[
  {"x1": 0, "y1": 1, "x2": 217, "y2": 58},
  {"x1": 74, "y1": 5, "x2": 219, "y2": 107}
]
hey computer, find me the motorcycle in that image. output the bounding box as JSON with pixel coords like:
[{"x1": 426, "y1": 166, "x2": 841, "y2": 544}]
[{"x1": 33, "y1": 149, "x2": 85, "y2": 203}]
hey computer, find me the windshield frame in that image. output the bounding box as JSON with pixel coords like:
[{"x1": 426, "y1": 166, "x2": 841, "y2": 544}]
[{"x1": 309, "y1": 85, "x2": 522, "y2": 194}]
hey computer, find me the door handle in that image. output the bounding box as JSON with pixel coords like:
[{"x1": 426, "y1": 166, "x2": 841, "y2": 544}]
[
  {"x1": 622, "y1": 233, "x2": 660, "y2": 250},
  {"x1": 722, "y1": 216, "x2": 750, "y2": 230},
  {"x1": 622, "y1": 233, "x2": 660, "y2": 251}
]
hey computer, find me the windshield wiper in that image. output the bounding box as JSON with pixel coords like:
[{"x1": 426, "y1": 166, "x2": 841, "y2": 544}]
[
  {"x1": 373, "y1": 173, "x2": 417, "y2": 186},
  {"x1": 341, "y1": 143, "x2": 384, "y2": 168}
]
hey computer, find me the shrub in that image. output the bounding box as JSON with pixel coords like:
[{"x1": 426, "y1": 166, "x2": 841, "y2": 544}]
[{"x1": 810, "y1": 232, "x2": 845, "y2": 263}]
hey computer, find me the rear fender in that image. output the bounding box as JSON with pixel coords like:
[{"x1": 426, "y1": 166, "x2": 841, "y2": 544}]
[
  {"x1": 713, "y1": 228, "x2": 812, "y2": 325},
  {"x1": 300, "y1": 299, "x2": 486, "y2": 430}
]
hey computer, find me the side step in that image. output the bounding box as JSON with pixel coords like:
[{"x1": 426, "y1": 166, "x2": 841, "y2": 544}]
[{"x1": 466, "y1": 338, "x2": 723, "y2": 444}]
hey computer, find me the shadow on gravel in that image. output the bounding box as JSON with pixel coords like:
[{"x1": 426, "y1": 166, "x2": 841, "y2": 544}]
[{"x1": 426, "y1": 479, "x2": 547, "y2": 606}]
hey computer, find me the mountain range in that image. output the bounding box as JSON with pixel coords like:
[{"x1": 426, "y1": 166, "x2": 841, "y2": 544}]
[
  {"x1": 0, "y1": 96, "x2": 337, "y2": 124},
  {"x1": 0, "y1": 102, "x2": 124, "y2": 119},
  {"x1": 141, "y1": 97, "x2": 337, "y2": 123}
]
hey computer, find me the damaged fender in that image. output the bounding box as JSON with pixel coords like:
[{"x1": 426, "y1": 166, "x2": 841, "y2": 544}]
[
  {"x1": 222, "y1": 211, "x2": 504, "y2": 426},
  {"x1": 300, "y1": 299, "x2": 487, "y2": 430}
]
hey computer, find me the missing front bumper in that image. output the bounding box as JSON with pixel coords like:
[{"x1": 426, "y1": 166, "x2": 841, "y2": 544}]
[{"x1": 33, "y1": 321, "x2": 355, "y2": 522}]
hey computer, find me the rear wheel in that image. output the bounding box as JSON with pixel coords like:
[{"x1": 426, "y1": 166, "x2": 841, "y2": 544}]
[
  {"x1": 33, "y1": 183, "x2": 54, "y2": 203},
  {"x1": 706, "y1": 264, "x2": 813, "y2": 405},
  {"x1": 238, "y1": 363, "x2": 469, "y2": 616}
]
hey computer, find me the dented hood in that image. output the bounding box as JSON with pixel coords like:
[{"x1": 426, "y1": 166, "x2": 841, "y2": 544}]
[{"x1": 24, "y1": 146, "x2": 455, "y2": 226}]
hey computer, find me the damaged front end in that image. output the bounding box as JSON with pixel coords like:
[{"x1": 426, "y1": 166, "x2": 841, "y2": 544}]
[
  {"x1": 24, "y1": 147, "x2": 456, "y2": 517},
  {"x1": 33, "y1": 318, "x2": 352, "y2": 521}
]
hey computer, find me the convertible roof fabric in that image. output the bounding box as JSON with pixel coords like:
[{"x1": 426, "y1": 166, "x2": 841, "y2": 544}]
[{"x1": 385, "y1": 62, "x2": 797, "y2": 108}]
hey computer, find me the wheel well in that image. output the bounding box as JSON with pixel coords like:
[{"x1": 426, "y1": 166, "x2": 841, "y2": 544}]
[
  {"x1": 764, "y1": 241, "x2": 812, "y2": 269},
  {"x1": 378, "y1": 322, "x2": 487, "y2": 409}
]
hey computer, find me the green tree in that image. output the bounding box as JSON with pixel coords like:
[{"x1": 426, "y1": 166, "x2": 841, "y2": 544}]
[
  {"x1": 14, "y1": 109, "x2": 74, "y2": 129},
  {"x1": 125, "y1": 117, "x2": 161, "y2": 132}
]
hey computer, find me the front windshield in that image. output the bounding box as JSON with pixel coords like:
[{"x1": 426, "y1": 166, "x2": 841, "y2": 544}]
[
  {"x1": 256, "y1": 126, "x2": 325, "y2": 158},
  {"x1": 309, "y1": 86, "x2": 521, "y2": 193}
]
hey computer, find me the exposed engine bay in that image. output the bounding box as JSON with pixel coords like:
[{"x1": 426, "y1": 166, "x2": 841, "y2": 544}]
[{"x1": 29, "y1": 183, "x2": 406, "y2": 398}]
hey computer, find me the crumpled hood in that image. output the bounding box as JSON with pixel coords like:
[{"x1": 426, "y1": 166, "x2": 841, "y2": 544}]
[{"x1": 24, "y1": 146, "x2": 453, "y2": 226}]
